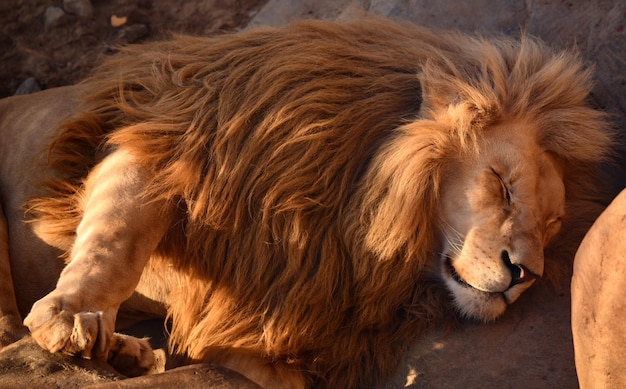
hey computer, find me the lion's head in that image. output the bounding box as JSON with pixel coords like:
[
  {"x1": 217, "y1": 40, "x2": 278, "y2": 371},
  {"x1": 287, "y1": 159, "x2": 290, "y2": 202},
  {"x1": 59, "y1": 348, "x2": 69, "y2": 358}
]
[
  {"x1": 362, "y1": 33, "x2": 613, "y2": 323},
  {"x1": 440, "y1": 124, "x2": 565, "y2": 320}
]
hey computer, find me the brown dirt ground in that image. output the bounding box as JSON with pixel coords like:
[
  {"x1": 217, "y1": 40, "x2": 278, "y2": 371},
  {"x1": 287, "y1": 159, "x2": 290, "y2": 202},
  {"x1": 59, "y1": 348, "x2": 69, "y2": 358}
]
[{"x1": 0, "y1": 0, "x2": 268, "y2": 98}]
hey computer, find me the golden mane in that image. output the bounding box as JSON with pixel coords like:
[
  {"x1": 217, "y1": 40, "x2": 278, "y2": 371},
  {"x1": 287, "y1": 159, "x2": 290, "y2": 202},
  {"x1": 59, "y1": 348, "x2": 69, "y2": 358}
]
[{"x1": 28, "y1": 18, "x2": 614, "y2": 388}]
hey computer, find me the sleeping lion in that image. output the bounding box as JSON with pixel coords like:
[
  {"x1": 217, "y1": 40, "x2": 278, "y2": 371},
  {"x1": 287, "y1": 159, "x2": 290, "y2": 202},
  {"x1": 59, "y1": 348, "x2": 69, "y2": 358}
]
[{"x1": 0, "y1": 17, "x2": 614, "y2": 388}]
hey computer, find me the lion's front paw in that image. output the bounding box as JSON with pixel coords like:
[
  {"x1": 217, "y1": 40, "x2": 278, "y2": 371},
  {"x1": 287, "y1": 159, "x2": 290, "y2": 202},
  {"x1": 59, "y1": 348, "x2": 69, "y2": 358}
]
[
  {"x1": 23, "y1": 294, "x2": 114, "y2": 360},
  {"x1": 24, "y1": 294, "x2": 156, "y2": 377},
  {"x1": 108, "y1": 333, "x2": 156, "y2": 376}
]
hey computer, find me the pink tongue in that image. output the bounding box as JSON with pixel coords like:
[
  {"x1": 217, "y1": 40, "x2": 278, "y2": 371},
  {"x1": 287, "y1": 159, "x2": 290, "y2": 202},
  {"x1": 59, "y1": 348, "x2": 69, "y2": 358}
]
[{"x1": 510, "y1": 264, "x2": 537, "y2": 286}]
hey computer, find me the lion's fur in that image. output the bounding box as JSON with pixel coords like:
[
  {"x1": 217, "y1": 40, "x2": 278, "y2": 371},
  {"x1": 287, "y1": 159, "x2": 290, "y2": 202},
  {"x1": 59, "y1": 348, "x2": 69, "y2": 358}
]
[{"x1": 27, "y1": 18, "x2": 614, "y2": 388}]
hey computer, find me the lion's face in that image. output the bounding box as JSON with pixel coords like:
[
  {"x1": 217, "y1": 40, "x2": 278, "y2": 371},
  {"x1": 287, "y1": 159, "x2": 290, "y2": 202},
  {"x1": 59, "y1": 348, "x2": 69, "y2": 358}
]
[{"x1": 439, "y1": 122, "x2": 565, "y2": 321}]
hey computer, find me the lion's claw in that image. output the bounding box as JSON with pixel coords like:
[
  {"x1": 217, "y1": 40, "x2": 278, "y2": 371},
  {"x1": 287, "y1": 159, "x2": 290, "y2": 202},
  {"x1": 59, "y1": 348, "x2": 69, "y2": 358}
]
[
  {"x1": 24, "y1": 294, "x2": 155, "y2": 377},
  {"x1": 67, "y1": 311, "x2": 101, "y2": 358}
]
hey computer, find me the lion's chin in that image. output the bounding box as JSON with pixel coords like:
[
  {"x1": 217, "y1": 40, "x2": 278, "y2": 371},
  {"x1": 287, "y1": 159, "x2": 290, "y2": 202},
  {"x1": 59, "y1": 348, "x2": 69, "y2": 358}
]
[
  {"x1": 442, "y1": 258, "x2": 538, "y2": 322},
  {"x1": 446, "y1": 278, "x2": 508, "y2": 322}
]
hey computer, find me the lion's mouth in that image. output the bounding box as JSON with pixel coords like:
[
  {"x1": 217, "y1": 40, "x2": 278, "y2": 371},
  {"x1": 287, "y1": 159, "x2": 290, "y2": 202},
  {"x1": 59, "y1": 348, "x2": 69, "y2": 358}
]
[
  {"x1": 443, "y1": 255, "x2": 538, "y2": 309},
  {"x1": 444, "y1": 257, "x2": 472, "y2": 288},
  {"x1": 443, "y1": 257, "x2": 506, "y2": 299}
]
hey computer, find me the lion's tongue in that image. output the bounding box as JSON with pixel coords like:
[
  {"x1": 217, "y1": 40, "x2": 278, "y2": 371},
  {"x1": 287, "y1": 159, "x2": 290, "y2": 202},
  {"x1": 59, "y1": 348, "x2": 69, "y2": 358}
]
[{"x1": 509, "y1": 264, "x2": 537, "y2": 287}]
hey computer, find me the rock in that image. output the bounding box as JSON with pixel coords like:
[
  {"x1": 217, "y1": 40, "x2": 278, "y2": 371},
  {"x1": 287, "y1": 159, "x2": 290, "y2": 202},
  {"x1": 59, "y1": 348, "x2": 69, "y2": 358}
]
[
  {"x1": 111, "y1": 14, "x2": 128, "y2": 28},
  {"x1": 85, "y1": 364, "x2": 263, "y2": 389},
  {"x1": 0, "y1": 337, "x2": 123, "y2": 388},
  {"x1": 43, "y1": 6, "x2": 66, "y2": 28},
  {"x1": 63, "y1": 0, "x2": 94, "y2": 18},
  {"x1": 0, "y1": 336, "x2": 258, "y2": 389},
  {"x1": 247, "y1": 0, "x2": 352, "y2": 28},
  {"x1": 114, "y1": 24, "x2": 149, "y2": 44},
  {"x1": 13, "y1": 77, "x2": 41, "y2": 95}
]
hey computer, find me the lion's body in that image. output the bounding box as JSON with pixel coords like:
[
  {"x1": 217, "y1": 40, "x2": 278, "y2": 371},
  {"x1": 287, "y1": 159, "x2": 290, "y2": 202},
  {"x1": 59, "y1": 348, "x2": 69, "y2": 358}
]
[
  {"x1": 0, "y1": 18, "x2": 615, "y2": 388},
  {"x1": 572, "y1": 189, "x2": 626, "y2": 388},
  {"x1": 0, "y1": 87, "x2": 78, "y2": 316}
]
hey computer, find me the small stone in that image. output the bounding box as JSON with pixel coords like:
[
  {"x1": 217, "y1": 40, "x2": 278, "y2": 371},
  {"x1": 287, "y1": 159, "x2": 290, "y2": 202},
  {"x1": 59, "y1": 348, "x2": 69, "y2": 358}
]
[
  {"x1": 110, "y1": 14, "x2": 128, "y2": 28},
  {"x1": 63, "y1": 0, "x2": 93, "y2": 18},
  {"x1": 43, "y1": 6, "x2": 65, "y2": 28},
  {"x1": 115, "y1": 24, "x2": 148, "y2": 44},
  {"x1": 14, "y1": 78, "x2": 41, "y2": 95}
]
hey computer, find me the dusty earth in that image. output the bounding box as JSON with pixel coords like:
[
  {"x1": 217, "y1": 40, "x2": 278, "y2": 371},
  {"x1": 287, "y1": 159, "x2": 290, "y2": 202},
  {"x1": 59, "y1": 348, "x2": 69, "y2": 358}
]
[
  {"x1": 0, "y1": 0, "x2": 268, "y2": 98},
  {"x1": 1, "y1": 0, "x2": 625, "y2": 388}
]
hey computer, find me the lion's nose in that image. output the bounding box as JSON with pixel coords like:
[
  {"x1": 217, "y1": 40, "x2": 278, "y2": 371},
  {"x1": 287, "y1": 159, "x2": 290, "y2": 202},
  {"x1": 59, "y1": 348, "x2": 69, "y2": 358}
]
[{"x1": 501, "y1": 250, "x2": 539, "y2": 287}]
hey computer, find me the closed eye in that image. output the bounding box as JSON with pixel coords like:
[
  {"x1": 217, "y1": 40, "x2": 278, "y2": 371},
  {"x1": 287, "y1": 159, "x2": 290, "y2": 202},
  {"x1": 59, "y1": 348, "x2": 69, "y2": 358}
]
[{"x1": 490, "y1": 168, "x2": 511, "y2": 205}]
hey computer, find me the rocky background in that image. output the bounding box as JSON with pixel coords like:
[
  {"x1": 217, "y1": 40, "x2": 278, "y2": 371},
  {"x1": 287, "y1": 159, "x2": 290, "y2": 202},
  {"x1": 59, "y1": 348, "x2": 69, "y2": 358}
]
[{"x1": 1, "y1": 0, "x2": 625, "y2": 388}]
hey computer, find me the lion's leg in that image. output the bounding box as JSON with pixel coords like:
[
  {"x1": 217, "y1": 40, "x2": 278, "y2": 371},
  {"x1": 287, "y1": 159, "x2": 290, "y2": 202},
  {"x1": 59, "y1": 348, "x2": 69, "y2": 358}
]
[
  {"x1": 24, "y1": 148, "x2": 171, "y2": 375},
  {"x1": 218, "y1": 353, "x2": 309, "y2": 389},
  {"x1": 0, "y1": 204, "x2": 29, "y2": 348}
]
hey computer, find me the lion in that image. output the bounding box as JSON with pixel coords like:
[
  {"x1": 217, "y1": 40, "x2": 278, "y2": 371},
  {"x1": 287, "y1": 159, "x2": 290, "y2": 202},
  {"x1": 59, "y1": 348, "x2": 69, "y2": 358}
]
[
  {"x1": 0, "y1": 17, "x2": 614, "y2": 388},
  {"x1": 572, "y1": 188, "x2": 626, "y2": 388}
]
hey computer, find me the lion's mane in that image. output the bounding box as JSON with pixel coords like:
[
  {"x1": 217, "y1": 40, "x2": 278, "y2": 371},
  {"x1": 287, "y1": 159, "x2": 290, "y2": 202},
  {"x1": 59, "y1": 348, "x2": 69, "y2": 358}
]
[{"x1": 29, "y1": 18, "x2": 614, "y2": 388}]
